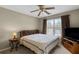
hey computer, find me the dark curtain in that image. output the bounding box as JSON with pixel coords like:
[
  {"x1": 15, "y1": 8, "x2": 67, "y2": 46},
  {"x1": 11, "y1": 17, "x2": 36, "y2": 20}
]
[
  {"x1": 42, "y1": 19, "x2": 47, "y2": 34},
  {"x1": 61, "y1": 15, "x2": 70, "y2": 37}
]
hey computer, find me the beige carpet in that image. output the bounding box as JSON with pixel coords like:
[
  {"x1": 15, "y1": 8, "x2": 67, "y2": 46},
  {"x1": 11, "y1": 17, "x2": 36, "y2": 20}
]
[
  {"x1": 52, "y1": 44, "x2": 71, "y2": 54},
  {"x1": 0, "y1": 44, "x2": 71, "y2": 54}
]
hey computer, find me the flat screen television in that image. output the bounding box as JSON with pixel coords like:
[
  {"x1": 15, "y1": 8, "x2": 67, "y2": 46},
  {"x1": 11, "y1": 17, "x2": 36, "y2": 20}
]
[{"x1": 64, "y1": 28, "x2": 79, "y2": 42}]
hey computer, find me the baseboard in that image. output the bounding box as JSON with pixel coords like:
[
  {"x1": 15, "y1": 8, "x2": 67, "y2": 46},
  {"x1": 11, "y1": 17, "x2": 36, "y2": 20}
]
[{"x1": 0, "y1": 47, "x2": 10, "y2": 52}]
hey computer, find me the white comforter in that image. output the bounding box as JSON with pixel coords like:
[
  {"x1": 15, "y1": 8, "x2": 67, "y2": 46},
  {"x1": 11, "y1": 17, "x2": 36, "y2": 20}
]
[{"x1": 20, "y1": 34, "x2": 59, "y2": 51}]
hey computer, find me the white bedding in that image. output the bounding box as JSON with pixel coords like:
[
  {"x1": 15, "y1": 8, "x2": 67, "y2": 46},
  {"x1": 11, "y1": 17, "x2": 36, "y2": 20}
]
[{"x1": 20, "y1": 34, "x2": 59, "y2": 53}]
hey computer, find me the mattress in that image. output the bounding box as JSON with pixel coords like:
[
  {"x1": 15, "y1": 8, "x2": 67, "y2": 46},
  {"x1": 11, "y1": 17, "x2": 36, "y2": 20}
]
[{"x1": 20, "y1": 34, "x2": 59, "y2": 53}]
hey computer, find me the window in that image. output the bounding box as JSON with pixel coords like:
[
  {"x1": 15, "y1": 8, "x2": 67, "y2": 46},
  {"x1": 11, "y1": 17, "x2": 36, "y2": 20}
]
[{"x1": 47, "y1": 18, "x2": 62, "y2": 36}]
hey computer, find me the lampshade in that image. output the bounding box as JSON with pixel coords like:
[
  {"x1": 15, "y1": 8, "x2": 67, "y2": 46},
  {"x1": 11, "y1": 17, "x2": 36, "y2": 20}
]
[
  {"x1": 13, "y1": 32, "x2": 17, "y2": 36},
  {"x1": 12, "y1": 32, "x2": 17, "y2": 39}
]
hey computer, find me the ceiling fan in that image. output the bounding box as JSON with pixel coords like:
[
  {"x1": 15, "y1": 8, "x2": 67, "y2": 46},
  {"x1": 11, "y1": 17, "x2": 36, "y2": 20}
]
[{"x1": 30, "y1": 5, "x2": 55, "y2": 16}]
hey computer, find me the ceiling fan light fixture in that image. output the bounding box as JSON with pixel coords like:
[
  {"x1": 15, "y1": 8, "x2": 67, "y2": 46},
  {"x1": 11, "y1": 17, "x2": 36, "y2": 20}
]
[{"x1": 30, "y1": 5, "x2": 55, "y2": 16}]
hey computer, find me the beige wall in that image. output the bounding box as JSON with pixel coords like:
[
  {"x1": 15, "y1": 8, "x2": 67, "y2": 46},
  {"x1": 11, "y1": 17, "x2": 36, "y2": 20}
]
[
  {"x1": 70, "y1": 10, "x2": 79, "y2": 27},
  {"x1": 39, "y1": 9, "x2": 79, "y2": 32},
  {"x1": 0, "y1": 7, "x2": 40, "y2": 49}
]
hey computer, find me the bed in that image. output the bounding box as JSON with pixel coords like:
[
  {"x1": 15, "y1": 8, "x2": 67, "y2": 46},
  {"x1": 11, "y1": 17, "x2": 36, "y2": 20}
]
[{"x1": 19, "y1": 30, "x2": 59, "y2": 54}]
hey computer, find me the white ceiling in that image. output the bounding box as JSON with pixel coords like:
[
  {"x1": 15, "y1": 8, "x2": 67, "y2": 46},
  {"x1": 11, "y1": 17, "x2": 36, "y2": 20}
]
[{"x1": 0, "y1": 5, "x2": 79, "y2": 18}]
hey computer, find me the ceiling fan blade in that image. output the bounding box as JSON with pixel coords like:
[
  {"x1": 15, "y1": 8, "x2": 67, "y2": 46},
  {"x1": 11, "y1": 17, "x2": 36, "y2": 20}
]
[
  {"x1": 45, "y1": 7, "x2": 55, "y2": 10},
  {"x1": 31, "y1": 9, "x2": 39, "y2": 12},
  {"x1": 38, "y1": 11, "x2": 42, "y2": 16},
  {"x1": 44, "y1": 11, "x2": 50, "y2": 14}
]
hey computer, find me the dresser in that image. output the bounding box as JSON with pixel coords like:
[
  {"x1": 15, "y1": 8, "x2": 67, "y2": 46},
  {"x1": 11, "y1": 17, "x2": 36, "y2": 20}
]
[{"x1": 62, "y1": 38, "x2": 79, "y2": 54}]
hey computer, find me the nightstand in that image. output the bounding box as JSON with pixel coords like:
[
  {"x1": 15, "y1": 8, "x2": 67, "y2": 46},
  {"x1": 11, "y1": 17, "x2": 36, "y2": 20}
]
[{"x1": 9, "y1": 38, "x2": 20, "y2": 52}]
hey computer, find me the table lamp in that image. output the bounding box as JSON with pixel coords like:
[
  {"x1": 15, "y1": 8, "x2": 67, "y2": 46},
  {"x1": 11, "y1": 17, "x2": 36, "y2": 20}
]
[{"x1": 12, "y1": 32, "x2": 17, "y2": 39}]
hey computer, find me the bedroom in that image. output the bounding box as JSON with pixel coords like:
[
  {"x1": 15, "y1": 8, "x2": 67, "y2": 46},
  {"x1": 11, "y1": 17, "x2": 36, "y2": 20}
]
[{"x1": 0, "y1": 5, "x2": 79, "y2": 54}]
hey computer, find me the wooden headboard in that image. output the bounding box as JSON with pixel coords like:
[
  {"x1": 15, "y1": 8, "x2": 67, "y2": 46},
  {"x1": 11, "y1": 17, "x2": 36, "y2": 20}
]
[{"x1": 19, "y1": 30, "x2": 39, "y2": 38}]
